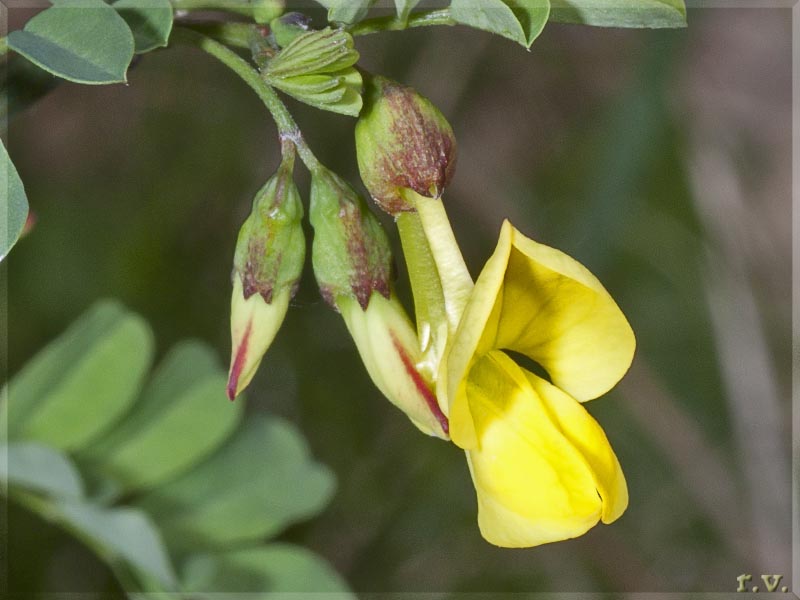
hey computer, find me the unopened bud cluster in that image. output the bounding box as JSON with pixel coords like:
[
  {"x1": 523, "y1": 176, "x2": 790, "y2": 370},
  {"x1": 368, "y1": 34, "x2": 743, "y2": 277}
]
[{"x1": 227, "y1": 59, "x2": 457, "y2": 441}]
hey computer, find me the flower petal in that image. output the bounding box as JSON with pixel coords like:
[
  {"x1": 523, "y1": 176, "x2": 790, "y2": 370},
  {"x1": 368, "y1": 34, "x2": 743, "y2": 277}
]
[
  {"x1": 447, "y1": 221, "x2": 635, "y2": 447},
  {"x1": 465, "y1": 351, "x2": 604, "y2": 547},
  {"x1": 338, "y1": 293, "x2": 450, "y2": 439},
  {"x1": 522, "y1": 370, "x2": 628, "y2": 524},
  {"x1": 228, "y1": 277, "x2": 292, "y2": 400}
]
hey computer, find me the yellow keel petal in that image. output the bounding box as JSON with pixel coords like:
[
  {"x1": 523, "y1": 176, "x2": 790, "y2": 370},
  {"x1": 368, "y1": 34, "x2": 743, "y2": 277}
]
[{"x1": 465, "y1": 351, "x2": 604, "y2": 547}]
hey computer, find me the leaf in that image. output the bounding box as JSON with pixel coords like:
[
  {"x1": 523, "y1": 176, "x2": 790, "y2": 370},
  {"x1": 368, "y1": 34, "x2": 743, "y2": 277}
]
[
  {"x1": 113, "y1": 0, "x2": 174, "y2": 54},
  {"x1": 549, "y1": 0, "x2": 686, "y2": 28},
  {"x1": 5, "y1": 300, "x2": 154, "y2": 451},
  {"x1": 137, "y1": 415, "x2": 336, "y2": 549},
  {"x1": 182, "y1": 544, "x2": 354, "y2": 597},
  {"x1": 80, "y1": 341, "x2": 243, "y2": 492},
  {"x1": 327, "y1": 0, "x2": 376, "y2": 24},
  {"x1": 450, "y1": 0, "x2": 550, "y2": 48},
  {"x1": 395, "y1": 0, "x2": 422, "y2": 22},
  {"x1": 56, "y1": 500, "x2": 177, "y2": 587},
  {"x1": 0, "y1": 138, "x2": 29, "y2": 261},
  {"x1": 7, "y1": 0, "x2": 135, "y2": 84},
  {"x1": 0, "y1": 442, "x2": 84, "y2": 498}
]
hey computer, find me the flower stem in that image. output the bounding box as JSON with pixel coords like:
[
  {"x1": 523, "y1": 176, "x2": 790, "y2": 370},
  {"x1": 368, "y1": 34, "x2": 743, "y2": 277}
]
[
  {"x1": 350, "y1": 8, "x2": 455, "y2": 36},
  {"x1": 171, "y1": 27, "x2": 321, "y2": 171}
]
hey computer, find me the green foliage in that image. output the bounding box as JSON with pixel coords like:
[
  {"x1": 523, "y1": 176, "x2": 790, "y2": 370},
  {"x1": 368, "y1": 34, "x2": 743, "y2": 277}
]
[
  {"x1": 0, "y1": 442, "x2": 83, "y2": 498},
  {"x1": 113, "y1": 0, "x2": 174, "y2": 54},
  {"x1": 0, "y1": 139, "x2": 28, "y2": 261},
  {"x1": 1, "y1": 301, "x2": 349, "y2": 596},
  {"x1": 327, "y1": 0, "x2": 378, "y2": 25},
  {"x1": 182, "y1": 545, "x2": 354, "y2": 597},
  {"x1": 79, "y1": 341, "x2": 242, "y2": 492},
  {"x1": 137, "y1": 415, "x2": 336, "y2": 549},
  {"x1": 7, "y1": 0, "x2": 135, "y2": 84},
  {"x1": 549, "y1": 0, "x2": 687, "y2": 28},
  {"x1": 5, "y1": 301, "x2": 154, "y2": 450},
  {"x1": 450, "y1": 0, "x2": 551, "y2": 48}
]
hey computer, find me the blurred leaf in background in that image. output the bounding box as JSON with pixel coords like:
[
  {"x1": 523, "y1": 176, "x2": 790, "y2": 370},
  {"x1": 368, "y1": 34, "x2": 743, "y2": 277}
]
[{"x1": 1, "y1": 301, "x2": 353, "y2": 598}]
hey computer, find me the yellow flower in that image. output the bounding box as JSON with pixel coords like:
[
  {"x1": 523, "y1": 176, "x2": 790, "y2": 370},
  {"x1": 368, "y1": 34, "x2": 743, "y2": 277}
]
[
  {"x1": 443, "y1": 220, "x2": 634, "y2": 547},
  {"x1": 384, "y1": 194, "x2": 636, "y2": 548},
  {"x1": 353, "y1": 74, "x2": 634, "y2": 548}
]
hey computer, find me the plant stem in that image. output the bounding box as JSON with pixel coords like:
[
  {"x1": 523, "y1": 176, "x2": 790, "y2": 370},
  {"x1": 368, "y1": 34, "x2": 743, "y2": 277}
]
[
  {"x1": 350, "y1": 8, "x2": 455, "y2": 36},
  {"x1": 171, "y1": 27, "x2": 321, "y2": 171},
  {"x1": 0, "y1": 37, "x2": 8, "y2": 56}
]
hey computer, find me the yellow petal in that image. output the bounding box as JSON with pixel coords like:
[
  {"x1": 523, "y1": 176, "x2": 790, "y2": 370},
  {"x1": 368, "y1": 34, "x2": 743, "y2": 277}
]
[
  {"x1": 465, "y1": 351, "x2": 604, "y2": 547},
  {"x1": 338, "y1": 293, "x2": 450, "y2": 439},
  {"x1": 228, "y1": 277, "x2": 291, "y2": 399},
  {"x1": 522, "y1": 370, "x2": 628, "y2": 524},
  {"x1": 447, "y1": 221, "x2": 635, "y2": 448}
]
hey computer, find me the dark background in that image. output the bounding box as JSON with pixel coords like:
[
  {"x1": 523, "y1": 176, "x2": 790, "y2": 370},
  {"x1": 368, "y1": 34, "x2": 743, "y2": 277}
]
[{"x1": 3, "y1": 5, "x2": 793, "y2": 595}]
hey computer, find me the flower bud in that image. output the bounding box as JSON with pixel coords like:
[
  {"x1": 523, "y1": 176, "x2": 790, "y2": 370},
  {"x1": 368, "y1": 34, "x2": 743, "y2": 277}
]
[
  {"x1": 309, "y1": 166, "x2": 391, "y2": 310},
  {"x1": 228, "y1": 157, "x2": 305, "y2": 400},
  {"x1": 308, "y1": 165, "x2": 449, "y2": 438},
  {"x1": 355, "y1": 75, "x2": 457, "y2": 215},
  {"x1": 268, "y1": 11, "x2": 312, "y2": 48}
]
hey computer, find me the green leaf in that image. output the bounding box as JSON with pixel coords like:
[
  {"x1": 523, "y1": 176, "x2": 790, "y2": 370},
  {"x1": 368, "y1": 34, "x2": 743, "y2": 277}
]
[
  {"x1": 56, "y1": 500, "x2": 177, "y2": 587},
  {"x1": 182, "y1": 544, "x2": 354, "y2": 597},
  {"x1": 113, "y1": 0, "x2": 174, "y2": 54},
  {"x1": 0, "y1": 442, "x2": 84, "y2": 498},
  {"x1": 549, "y1": 0, "x2": 686, "y2": 28},
  {"x1": 450, "y1": 0, "x2": 550, "y2": 47},
  {"x1": 327, "y1": 0, "x2": 376, "y2": 24},
  {"x1": 395, "y1": 0, "x2": 422, "y2": 22},
  {"x1": 80, "y1": 341, "x2": 243, "y2": 492},
  {"x1": 6, "y1": 300, "x2": 154, "y2": 451},
  {"x1": 137, "y1": 415, "x2": 336, "y2": 549},
  {"x1": 1, "y1": 138, "x2": 29, "y2": 261},
  {"x1": 7, "y1": 0, "x2": 135, "y2": 84}
]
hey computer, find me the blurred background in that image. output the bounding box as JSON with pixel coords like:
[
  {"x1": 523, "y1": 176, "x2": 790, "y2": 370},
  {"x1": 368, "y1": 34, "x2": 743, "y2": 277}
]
[{"x1": 3, "y1": 4, "x2": 793, "y2": 596}]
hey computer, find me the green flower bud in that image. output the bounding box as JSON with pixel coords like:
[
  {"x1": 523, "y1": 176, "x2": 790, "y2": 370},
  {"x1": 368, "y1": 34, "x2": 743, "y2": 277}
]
[
  {"x1": 355, "y1": 75, "x2": 457, "y2": 215},
  {"x1": 309, "y1": 166, "x2": 391, "y2": 310},
  {"x1": 228, "y1": 156, "x2": 305, "y2": 400},
  {"x1": 268, "y1": 11, "x2": 311, "y2": 47},
  {"x1": 263, "y1": 28, "x2": 363, "y2": 117},
  {"x1": 309, "y1": 166, "x2": 449, "y2": 439}
]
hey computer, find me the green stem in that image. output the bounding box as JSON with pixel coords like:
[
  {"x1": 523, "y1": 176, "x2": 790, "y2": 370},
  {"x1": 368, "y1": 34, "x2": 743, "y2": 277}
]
[
  {"x1": 171, "y1": 27, "x2": 321, "y2": 171},
  {"x1": 0, "y1": 37, "x2": 8, "y2": 56},
  {"x1": 350, "y1": 8, "x2": 455, "y2": 36}
]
